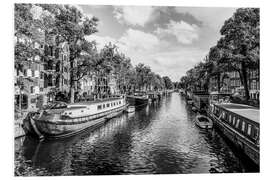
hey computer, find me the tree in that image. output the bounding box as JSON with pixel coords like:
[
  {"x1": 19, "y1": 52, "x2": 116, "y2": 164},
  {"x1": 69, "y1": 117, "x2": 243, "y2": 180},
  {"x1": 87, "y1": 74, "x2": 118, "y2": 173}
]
[
  {"x1": 162, "y1": 76, "x2": 173, "y2": 89},
  {"x1": 135, "y1": 63, "x2": 152, "y2": 91},
  {"x1": 217, "y1": 8, "x2": 259, "y2": 100},
  {"x1": 42, "y1": 4, "x2": 99, "y2": 102}
]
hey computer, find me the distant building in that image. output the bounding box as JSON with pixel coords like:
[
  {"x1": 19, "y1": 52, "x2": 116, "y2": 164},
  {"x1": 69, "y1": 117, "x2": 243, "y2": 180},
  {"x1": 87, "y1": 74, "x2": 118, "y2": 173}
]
[
  {"x1": 78, "y1": 73, "x2": 96, "y2": 100},
  {"x1": 248, "y1": 69, "x2": 260, "y2": 100},
  {"x1": 14, "y1": 30, "x2": 46, "y2": 111},
  {"x1": 208, "y1": 69, "x2": 259, "y2": 101},
  {"x1": 55, "y1": 42, "x2": 70, "y2": 93},
  {"x1": 108, "y1": 74, "x2": 119, "y2": 95}
]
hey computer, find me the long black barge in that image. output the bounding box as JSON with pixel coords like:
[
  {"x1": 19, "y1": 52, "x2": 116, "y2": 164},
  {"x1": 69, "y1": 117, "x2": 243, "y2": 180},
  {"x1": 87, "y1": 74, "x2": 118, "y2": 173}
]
[{"x1": 208, "y1": 103, "x2": 259, "y2": 166}]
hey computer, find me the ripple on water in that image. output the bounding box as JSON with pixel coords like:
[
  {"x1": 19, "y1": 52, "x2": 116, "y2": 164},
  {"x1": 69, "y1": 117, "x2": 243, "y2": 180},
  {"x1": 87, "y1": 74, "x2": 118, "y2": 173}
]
[{"x1": 15, "y1": 93, "x2": 257, "y2": 175}]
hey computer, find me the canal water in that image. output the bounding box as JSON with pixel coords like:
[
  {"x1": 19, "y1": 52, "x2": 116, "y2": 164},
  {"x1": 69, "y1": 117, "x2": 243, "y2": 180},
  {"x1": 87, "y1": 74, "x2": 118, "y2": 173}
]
[{"x1": 15, "y1": 93, "x2": 258, "y2": 176}]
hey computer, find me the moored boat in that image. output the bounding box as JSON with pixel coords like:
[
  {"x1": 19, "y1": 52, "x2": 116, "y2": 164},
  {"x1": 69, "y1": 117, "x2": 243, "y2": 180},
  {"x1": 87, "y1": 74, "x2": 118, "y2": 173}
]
[
  {"x1": 187, "y1": 100, "x2": 193, "y2": 105},
  {"x1": 23, "y1": 96, "x2": 127, "y2": 140},
  {"x1": 191, "y1": 106, "x2": 197, "y2": 112},
  {"x1": 126, "y1": 92, "x2": 149, "y2": 107},
  {"x1": 195, "y1": 114, "x2": 213, "y2": 129},
  {"x1": 126, "y1": 106, "x2": 135, "y2": 113},
  {"x1": 209, "y1": 102, "x2": 259, "y2": 166}
]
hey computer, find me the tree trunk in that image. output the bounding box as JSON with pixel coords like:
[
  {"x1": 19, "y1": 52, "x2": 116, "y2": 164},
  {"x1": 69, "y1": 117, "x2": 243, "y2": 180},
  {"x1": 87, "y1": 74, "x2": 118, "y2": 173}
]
[
  {"x1": 241, "y1": 62, "x2": 250, "y2": 101},
  {"x1": 217, "y1": 73, "x2": 221, "y2": 92},
  {"x1": 70, "y1": 87, "x2": 75, "y2": 103},
  {"x1": 70, "y1": 58, "x2": 75, "y2": 103}
]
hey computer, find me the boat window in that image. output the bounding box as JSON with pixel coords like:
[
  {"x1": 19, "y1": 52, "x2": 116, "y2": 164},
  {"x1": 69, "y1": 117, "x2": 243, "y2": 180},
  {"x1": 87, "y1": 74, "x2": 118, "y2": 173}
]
[
  {"x1": 236, "y1": 119, "x2": 240, "y2": 128},
  {"x1": 222, "y1": 111, "x2": 226, "y2": 119},
  {"x1": 103, "y1": 104, "x2": 105, "y2": 108},
  {"x1": 69, "y1": 112, "x2": 72, "y2": 115},
  {"x1": 229, "y1": 115, "x2": 232, "y2": 123},
  {"x1": 247, "y1": 124, "x2": 252, "y2": 135},
  {"x1": 97, "y1": 105, "x2": 102, "y2": 110},
  {"x1": 111, "y1": 103, "x2": 113, "y2": 106},
  {"x1": 232, "y1": 117, "x2": 236, "y2": 125},
  {"x1": 107, "y1": 103, "x2": 110, "y2": 107},
  {"x1": 119, "y1": 101, "x2": 121, "y2": 104},
  {"x1": 253, "y1": 127, "x2": 259, "y2": 142},
  {"x1": 241, "y1": 121, "x2": 246, "y2": 132}
]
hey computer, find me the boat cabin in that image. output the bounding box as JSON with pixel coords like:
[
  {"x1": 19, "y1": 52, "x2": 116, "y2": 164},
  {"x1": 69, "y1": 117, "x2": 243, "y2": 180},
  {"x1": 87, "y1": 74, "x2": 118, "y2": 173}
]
[
  {"x1": 60, "y1": 97, "x2": 126, "y2": 118},
  {"x1": 211, "y1": 103, "x2": 259, "y2": 145},
  {"x1": 209, "y1": 91, "x2": 232, "y2": 105}
]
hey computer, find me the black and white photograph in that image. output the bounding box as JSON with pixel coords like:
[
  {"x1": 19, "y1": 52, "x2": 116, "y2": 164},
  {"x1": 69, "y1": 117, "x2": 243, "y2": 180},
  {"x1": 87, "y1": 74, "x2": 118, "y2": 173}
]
[{"x1": 11, "y1": 0, "x2": 262, "y2": 177}]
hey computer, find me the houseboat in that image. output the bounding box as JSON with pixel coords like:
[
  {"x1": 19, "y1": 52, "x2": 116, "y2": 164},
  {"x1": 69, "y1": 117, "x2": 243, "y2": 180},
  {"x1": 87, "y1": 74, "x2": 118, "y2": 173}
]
[
  {"x1": 23, "y1": 96, "x2": 127, "y2": 139},
  {"x1": 126, "y1": 92, "x2": 149, "y2": 107},
  {"x1": 209, "y1": 103, "x2": 259, "y2": 166}
]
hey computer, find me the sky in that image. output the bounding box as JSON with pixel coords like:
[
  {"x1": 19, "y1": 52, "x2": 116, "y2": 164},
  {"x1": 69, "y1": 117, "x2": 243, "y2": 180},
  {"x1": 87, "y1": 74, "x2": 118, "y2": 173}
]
[{"x1": 75, "y1": 5, "x2": 236, "y2": 81}]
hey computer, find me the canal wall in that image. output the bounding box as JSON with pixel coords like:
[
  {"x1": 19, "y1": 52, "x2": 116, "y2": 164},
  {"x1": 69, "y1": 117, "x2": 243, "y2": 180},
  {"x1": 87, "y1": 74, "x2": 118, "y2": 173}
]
[{"x1": 15, "y1": 112, "x2": 28, "y2": 139}]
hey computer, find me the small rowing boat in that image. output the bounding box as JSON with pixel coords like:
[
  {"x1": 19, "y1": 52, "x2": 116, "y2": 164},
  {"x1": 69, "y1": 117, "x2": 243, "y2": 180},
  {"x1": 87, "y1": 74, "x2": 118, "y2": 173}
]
[
  {"x1": 195, "y1": 114, "x2": 213, "y2": 129},
  {"x1": 126, "y1": 106, "x2": 135, "y2": 113}
]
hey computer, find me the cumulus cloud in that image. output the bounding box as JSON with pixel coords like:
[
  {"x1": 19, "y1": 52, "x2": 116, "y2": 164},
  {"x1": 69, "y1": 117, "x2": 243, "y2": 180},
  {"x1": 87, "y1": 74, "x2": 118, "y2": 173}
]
[
  {"x1": 155, "y1": 20, "x2": 200, "y2": 44},
  {"x1": 86, "y1": 29, "x2": 159, "y2": 52},
  {"x1": 147, "y1": 48, "x2": 207, "y2": 81},
  {"x1": 86, "y1": 28, "x2": 205, "y2": 81},
  {"x1": 113, "y1": 6, "x2": 155, "y2": 26},
  {"x1": 118, "y1": 29, "x2": 159, "y2": 52},
  {"x1": 175, "y1": 7, "x2": 236, "y2": 30}
]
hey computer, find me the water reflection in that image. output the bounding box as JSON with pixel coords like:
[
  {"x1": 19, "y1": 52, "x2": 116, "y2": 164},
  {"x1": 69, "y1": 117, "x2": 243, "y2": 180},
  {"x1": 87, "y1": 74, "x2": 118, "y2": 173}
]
[{"x1": 15, "y1": 93, "x2": 256, "y2": 176}]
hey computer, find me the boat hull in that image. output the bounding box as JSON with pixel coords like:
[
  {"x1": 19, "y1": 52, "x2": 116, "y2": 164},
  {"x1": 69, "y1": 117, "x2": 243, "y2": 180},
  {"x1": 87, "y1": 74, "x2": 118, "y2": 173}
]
[
  {"x1": 195, "y1": 115, "x2": 213, "y2": 129},
  {"x1": 26, "y1": 104, "x2": 127, "y2": 139},
  {"x1": 209, "y1": 112, "x2": 259, "y2": 166},
  {"x1": 126, "y1": 96, "x2": 148, "y2": 107}
]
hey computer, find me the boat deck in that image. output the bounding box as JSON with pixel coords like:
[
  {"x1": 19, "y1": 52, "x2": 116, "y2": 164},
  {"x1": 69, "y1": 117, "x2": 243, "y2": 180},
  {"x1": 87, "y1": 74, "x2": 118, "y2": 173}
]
[
  {"x1": 69, "y1": 97, "x2": 124, "y2": 106},
  {"x1": 215, "y1": 103, "x2": 259, "y2": 123}
]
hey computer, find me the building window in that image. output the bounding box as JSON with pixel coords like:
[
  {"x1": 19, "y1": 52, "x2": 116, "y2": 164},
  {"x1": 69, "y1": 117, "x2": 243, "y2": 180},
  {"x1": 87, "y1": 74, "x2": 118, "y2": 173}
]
[
  {"x1": 40, "y1": 72, "x2": 43, "y2": 79},
  {"x1": 30, "y1": 86, "x2": 34, "y2": 94}
]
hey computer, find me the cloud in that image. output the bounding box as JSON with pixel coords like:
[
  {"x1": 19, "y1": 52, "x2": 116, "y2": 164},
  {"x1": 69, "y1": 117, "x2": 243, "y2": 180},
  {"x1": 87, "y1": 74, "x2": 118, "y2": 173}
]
[
  {"x1": 113, "y1": 6, "x2": 155, "y2": 26},
  {"x1": 86, "y1": 28, "x2": 159, "y2": 52},
  {"x1": 86, "y1": 28, "x2": 206, "y2": 81},
  {"x1": 154, "y1": 20, "x2": 200, "y2": 44},
  {"x1": 72, "y1": 4, "x2": 84, "y2": 13},
  {"x1": 175, "y1": 7, "x2": 236, "y2": 30},
  {"x1": 118, "y1": 29, "x2": 159, "y2": 51},
  {"x1": 147, "y1": 48, "x2": 207, "y2": 81}
]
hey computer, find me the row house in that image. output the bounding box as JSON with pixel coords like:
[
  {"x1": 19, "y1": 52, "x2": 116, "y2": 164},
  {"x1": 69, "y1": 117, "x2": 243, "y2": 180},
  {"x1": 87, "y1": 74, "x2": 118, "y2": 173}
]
[
  {"x1": 14, "y1": 31, "x2": 46, "y2": 111},
  {"x1": 248, "y1": 69, "x2": 260, "y2": 100},
  {"x1": 15, "y1": 32, "x2": 71, "y2": 111},
  {"x1": 208, "y1": 69, "x2": 259, "y2": 101},
  {"x1": 78, "y1": 72, "x2": 96, "y2": 100},
  {"x1": 78, "y1": 72, "x2": 120, "y2": 101}
]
